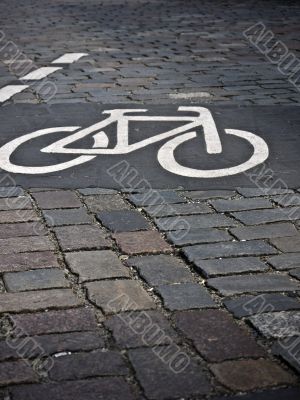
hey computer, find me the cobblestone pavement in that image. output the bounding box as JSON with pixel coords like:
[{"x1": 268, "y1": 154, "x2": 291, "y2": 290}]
[
  {"x1": 0, "y1": 0, "x2": 299, "y2": 105},
  {"x1": 0, "y1": 186, "x2": 299, "y2": 399},
  {"x1": 0, "y1": 0, "x2": 300, "y2": 399}
]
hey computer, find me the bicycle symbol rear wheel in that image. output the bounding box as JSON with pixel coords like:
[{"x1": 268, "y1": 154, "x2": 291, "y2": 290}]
[{"x1": 157, "y1": 129, "x2": 269, "y2": 178}]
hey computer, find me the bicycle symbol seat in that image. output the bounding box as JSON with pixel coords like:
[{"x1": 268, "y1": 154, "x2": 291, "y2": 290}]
[{"x1": 0, "y1": 106, "x2": 269, "y2": 177}]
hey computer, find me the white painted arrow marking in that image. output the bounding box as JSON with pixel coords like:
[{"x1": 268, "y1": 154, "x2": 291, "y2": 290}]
[
  {"x1": 20, "y1": 67, "x2": 62, "y2": 80},
  {"x1": 51, "y1": 53, "x2": 88, "y2": 64},
  {"x1": 0, "y1": 85, "x2": 29, "y2": 102}
]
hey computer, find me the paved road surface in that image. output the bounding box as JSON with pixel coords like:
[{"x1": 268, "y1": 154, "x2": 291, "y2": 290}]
[{"x1": 0, "y1": 1, "x2": 299, "y2": 399}]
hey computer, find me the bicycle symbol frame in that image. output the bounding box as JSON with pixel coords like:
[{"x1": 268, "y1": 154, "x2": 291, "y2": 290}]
[{"x1": 0, "y1": 106, "x2": 269, "y2": 177}]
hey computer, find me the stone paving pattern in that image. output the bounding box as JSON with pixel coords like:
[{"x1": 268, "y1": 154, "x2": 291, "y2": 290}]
[
  {"x1": 0, "y1": 0, "x2": 300, "y2": 399},
  {"x1": 0, "y1": 186, "x2": 299, "y2": 399},
  {"x1": 0, "y1": 0, "x2": 299, "y2": 106}
]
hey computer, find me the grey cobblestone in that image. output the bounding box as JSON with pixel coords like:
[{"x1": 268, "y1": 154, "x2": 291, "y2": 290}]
[
  {"x1": 224, "y1": 293, "x2": 300, "y2": 318},
  {"x1": 128, "y1": 347, "x2": 211, "y2": 399},
  {"x1": 3, "y1": 268, "x2": 69, "y2": 292},
  {"x1": 155, "y1": 214, "x2": 237, "y2": 231},
  {"x1": 65, "y1": 250, "x2": 130, "y2": 282},
  {"x1": 183, "y1": 240, "x2": 277, "y2": 261},
  {"x1": 231, "y1": 222, "x2": 298, "y2": 241},
  {"x1": 268, "y1": 253, "x2": 300, "y2": 270},
  {"x1": 86, "y1": 280, "x2": 155, "y2": 313},
  {"x1": 194, "y1": 257, "x2": 268, "y2": 278},
  {"x1": 97, "y1": 210, "x2": 150, "y2": 232},
  {"x1": 249, "y1": 311, "x2": 300, "y2": 338},
  {"x1": 156, "y1": 283, "x2": 217, "y2": 310},
  {"x1": 127, "y1": 254, "x2": 193, "y2": 286},
  {"x1": 207, "y1": 274, "x2": 300, "y2": 296},
  {"x1": 210, "y1": 197, "x2": 273, "y2": 212},
  {"x1": 232, "y1": 208, "x2": 300, "y2": 225},
  {"x1": 1, "y1": 0, "x2": 300, "y2": 395},
  {"x1": 43, "y1": 208, "x2": 93, "y2": 226},
  {"x1": 166, "y1": 227, "x2": 232, "y2": 246},
  {"x1": 82, "y1": 194, "x2": 130, "y2": 212}
]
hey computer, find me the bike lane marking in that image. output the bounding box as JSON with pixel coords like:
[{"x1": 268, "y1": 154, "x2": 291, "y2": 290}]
[
  {"x1": 0, "y1": 53, "x2": 88, "y2": 103},
  {"x1": 51, "y1": 53, "x2": 88, "y2": 64},
  {"x1": 20, "y1": 67, "x2": 62, "y2": 80},
  {"x1": 0, "y1": 85, "x2": 29, "y2": 102},
  {"x1": 0, "y1": 104, "x2": 298, "y2": 189}
]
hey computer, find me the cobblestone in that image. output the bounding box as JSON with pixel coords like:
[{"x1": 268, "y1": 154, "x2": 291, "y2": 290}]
[
  {"x1": 11, "y1": 307, "x2": 98, "y2": 335},
  {"x1": 1, "y1": 0, "x2": 300, "y2": 394},
  {"x1": 105, "y1": 310, "x2": 179, "y2": 348},
  {"x1": 272, "y1": 340, "x2": 300, "y2": 374},
  {"x1": 83, "y1": 194, "x2": 130, "y2": 212},
  {"x1": 0, "y1": 251, "x2": 59, "y2": 273},
  {"x1": 0, "y1": 361, "x2": 38, "y2": 386},
  {"x1": 65, "y1": 250, "x2": 129, "y2": 282},
  {"x1": 54, "y1": 225, "x2": 111, "y2": 251},
  {"x1": 97, "y1": 210, "x2": 150, "y2": 232},
  {"x1": 232, "y1": 208, "x2": 300, "y2": 225},
  {"x1": 43, "y1": 208, "x2": 93, "y2": 226},
  {"x1": 156, "y1": 283, "x2": 216, "y2": 310},
  {"x1": 175, "y1": 310, "x2": 265, "y2": 362},
  {"x1": 210, "y1": 359, "x2": 296, "y2": 391},
  {"x1": 207, "y1": 274, "x2": 300, "y2": 296},
  {"x1": 0, "y1": 222, "x2": 46, "y2": 238},
  {"x1": 237, "y1": 188, "x2": 294, "y2": 197},
  {"x1": 49, "y1": 350, "x2": 128, "y2": 381},
  {"x1": 0, "y1": 210, "x2": 39, "y2": 223},
  {"x1": 0, "y1": 187, "x2": 24, "y2": 197},
  {"x1": 32, "y1": 190, "x2": 81, "y2": 209},
  {"x1": 0, "y1": 197, "x2": 32, "y2": 210},
  {"x1": 128, "y1": 347, "x2": 211, "y2": 399},
  {"x1": 128, "y1": 191, "x2": 185, "y2": 206},
  {"x1": 10, "y1": 378, "x2": 137, "y2": 400},
  {"x1": 182, "y1": 190, "x2": 236, "y2": 200},
  {"x1": 183, "y1": 240, "x2": 277, "y2": 261},
  {"x1": 267, "y1": 253, "x2": 300, "y2": 270},
  {"x1": 86, "y1": 280, "x2": 155, "y2": 313},
  {"x1": 249, "y1": 311, "x2": 300, "y2": 338},
  {"x1": 113, "y1": 231, "x2": 172, "y2": 254},
  {"x1": 231, "y1": 223, "x2": 298, "y2": 240},
  {"x1": 167, "y1": 227, "x2": 232, "y2": 246},
  {"x1": 270, "y1": 235, "x2": 300, "y2": 253},
  {"x1": 127, "y1": 254, "x2": 193, "y2": 286},
  {"x1": 155, "y1": 214, "x2": 237, "y2": 231},
  {"x1": 0, "y1": 235, "x2": 55, "y2": 254},
  {"x1": 144, "y1": 203, "x2": 211, "y2": 217},
  {"x1": 0, "y1": 289, "x2": 82, "y2": 313},
  {"x1": 224, "y1": 294, "x2": 300, "y2": 318},
  {"x1": 210, "y1": 197, "x2": 273, "y2": 212},
  {"x1": 194, "y1": 257, "x2": 268, "y2": 277}
]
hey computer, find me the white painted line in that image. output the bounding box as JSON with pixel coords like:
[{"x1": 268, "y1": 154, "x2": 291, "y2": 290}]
[
  {"x1": 0, "y1": 85, "x2": 29, "y2": 102},
  {"x1": 169, "y1": 92, "x2": 211, "y2": 99},
  {"x1": 51, "y1": 53, "x2": 88, "y2": 64},
  {"x1": 20, "y1": 67, "x2": 62, "y2": 80}
]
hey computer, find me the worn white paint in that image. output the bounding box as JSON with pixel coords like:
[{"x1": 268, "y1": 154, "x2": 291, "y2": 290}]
[
  {"x1": 51, "y1": 53, "x2": 88, "y2": 64},
  {"x1": 0, "y1": 107, "x2": 269, "y2": 177},
  {"x1": 20, "y1": 67, "x2": 62, "y2": 80},
  {"x1": 0, "y1": 85, "x2": 29, "y2": 102},
  {"x1": 169, "y1": 92, "x2": 212, "y2": 99}
]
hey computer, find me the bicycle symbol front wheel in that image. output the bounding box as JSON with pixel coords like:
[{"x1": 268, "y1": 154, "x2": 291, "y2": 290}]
[{"x1": 157, "y1": 129, "x2": 269, "y2": 178}]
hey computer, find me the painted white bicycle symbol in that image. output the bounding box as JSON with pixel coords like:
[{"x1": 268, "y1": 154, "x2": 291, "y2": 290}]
[{"x1": 0, "y1": 107, "x2": 269, "y2": 177}]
